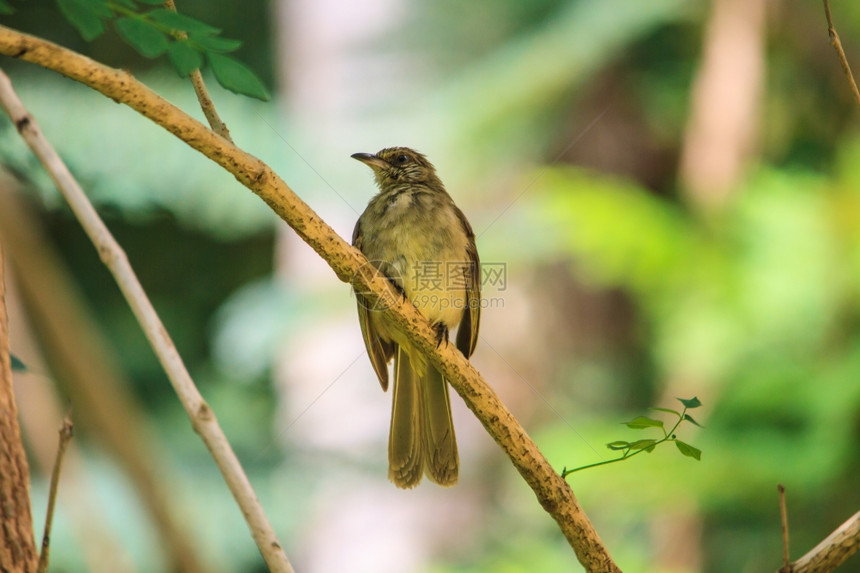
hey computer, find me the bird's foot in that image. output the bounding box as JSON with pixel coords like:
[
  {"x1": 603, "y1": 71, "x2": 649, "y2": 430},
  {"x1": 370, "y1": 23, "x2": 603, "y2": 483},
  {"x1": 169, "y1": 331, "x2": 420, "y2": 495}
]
[{"x1": 433, "y1": 323, "x2": 449, "y2": 349}]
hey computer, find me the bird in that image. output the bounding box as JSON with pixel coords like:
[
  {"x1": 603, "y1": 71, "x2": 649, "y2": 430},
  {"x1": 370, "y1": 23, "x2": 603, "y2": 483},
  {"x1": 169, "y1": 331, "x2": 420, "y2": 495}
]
[{"x1": 351, "y1": 147, "x2": 480, "y2": 488}]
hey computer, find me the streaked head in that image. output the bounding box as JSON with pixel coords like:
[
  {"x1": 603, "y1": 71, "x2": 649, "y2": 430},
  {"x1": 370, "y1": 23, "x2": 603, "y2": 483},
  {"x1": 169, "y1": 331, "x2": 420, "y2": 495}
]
[{"x1": 351, "y1": 147, "x2": 440, "y2": 187}]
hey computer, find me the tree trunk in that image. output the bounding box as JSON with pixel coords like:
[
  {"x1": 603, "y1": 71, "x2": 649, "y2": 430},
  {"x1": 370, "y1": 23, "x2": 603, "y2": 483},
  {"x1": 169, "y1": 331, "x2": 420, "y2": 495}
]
[{"x1": 0, "y1": 238, "x2": 38, "y2": 573}]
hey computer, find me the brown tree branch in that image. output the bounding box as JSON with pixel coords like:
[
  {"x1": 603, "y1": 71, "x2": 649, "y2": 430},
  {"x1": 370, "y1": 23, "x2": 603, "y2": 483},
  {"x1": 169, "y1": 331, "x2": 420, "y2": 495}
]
[
  {"x1": 188, "y1": 70, "x2": 232, "y2": 140},
  {"x1": 162, "y1": 0, "x2": 233, "y2": 141},
  {"x1": 778, "y1": 484, "x2": 790, "y2": 571},
  {"x1": 36, "y1": 411, "x2": 74, "y2": 573},
  {"x1": 823, "y1": 0, "x2": 860, "y2": 108},
  {"x1": 0, "y1": 235, "x2": 38, "y2": 573},
  {"x1": 782, "y1": 510, "x2": 860, "y2": 573},
  {"x1": 0, "y1": 67, "x2": 294, "y2": 573},
  {"x1": 0, "y1": 25, "x2": 619, "y2": 571},
  {"x1": 0, "y1": 183, "x2": 206, "y2": 573}
]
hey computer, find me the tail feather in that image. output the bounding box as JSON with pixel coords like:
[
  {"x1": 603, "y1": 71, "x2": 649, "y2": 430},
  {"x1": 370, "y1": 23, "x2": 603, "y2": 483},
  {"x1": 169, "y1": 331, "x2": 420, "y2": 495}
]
[
  {"x1": 422, "y1": 366, "x2": 459, "y2": 486},
  {"x1": 388, "y1": 347, "x2": 423, "y2": 488}
]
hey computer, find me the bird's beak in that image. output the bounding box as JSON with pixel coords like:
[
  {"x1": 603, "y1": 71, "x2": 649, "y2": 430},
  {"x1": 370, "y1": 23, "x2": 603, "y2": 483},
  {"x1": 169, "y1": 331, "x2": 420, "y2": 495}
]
[{"x1": 351, "y1": 152, "x2": 388, "y2": 170}]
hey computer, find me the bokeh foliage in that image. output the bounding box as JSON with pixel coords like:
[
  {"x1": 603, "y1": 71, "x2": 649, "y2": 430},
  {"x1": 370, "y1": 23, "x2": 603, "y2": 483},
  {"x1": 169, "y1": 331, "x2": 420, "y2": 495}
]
[{"x1": 2, "y1": 0, "x2": 860, "y2": 571}]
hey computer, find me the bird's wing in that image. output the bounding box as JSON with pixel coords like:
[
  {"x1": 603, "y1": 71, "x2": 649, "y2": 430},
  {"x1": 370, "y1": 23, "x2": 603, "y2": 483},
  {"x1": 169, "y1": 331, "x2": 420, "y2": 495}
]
[
  {"x1": 454, "y1": 207, "x2": 480, "y2": 358},
  {"x1": 354, "y1": 220, "x2": 394, "y2": 390}
]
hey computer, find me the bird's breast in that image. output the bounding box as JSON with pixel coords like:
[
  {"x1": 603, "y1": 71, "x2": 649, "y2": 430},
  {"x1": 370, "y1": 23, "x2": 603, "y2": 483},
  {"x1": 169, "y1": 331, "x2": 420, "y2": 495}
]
[{"x1": 360, "y1": 188, "x2": 470, "y2": 327}]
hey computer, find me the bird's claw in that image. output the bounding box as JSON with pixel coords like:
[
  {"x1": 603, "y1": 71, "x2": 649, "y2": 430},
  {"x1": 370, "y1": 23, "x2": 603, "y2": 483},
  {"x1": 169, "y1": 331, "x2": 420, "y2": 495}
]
[{"x1": 433, "y1": 323, "x2": 449, "y2": 349}]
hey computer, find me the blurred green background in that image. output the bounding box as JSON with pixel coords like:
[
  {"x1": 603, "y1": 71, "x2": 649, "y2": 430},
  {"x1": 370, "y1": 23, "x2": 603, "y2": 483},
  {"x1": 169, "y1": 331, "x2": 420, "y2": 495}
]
[{"x1": 2, "y1": 0, "x2": 859, "y2": 572}]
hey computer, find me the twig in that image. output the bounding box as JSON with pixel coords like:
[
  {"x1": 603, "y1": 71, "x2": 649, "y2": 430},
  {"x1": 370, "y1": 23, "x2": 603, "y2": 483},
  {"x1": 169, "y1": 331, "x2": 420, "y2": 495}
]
[
  {"x1": 163, "y1": 0, "x2": 233, "y2": 142},
  {"x1": 0, "y1": 67, "x2": 295, "y2": 573},
  {"x1": 36, "y1": 409, "x2": 74, "y2": 573},
  {"x1": 188, "y1": 71, "x2": 232, "y2": 141},
  {"x1": 788, "y1": 510, "x2": 860, "y2": 573},
  {"x1": 778, "y1": 484, "x2": 790, "y2": 572},
  {"x1": 562, "y1": 402, "x2": 695, "y2": 476},
  {"x1": 823, "y1": 0, "x2": 860, "y2": 108},
  {"x1": 0, "y1": 27, "x2": 620, "y2": 572}
]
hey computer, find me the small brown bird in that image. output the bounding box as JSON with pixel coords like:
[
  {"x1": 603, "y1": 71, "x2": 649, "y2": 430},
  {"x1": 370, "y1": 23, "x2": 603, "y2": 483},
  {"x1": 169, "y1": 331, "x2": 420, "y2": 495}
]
[{"x1": 351, "y1": 147, "x2": 480, "y2": 488}]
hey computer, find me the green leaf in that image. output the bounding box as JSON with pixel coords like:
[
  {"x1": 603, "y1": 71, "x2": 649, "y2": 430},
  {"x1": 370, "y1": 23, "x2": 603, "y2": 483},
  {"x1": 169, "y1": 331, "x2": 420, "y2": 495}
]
[
  {"x1": 115, "y1": 17, "x2": 169, "y2": 57},
  {"x1": 625, "y1": 416, "x2": 664, "y2": 430},
  {"x1": 207, "y1": 52, "x2": 270, "y2": 100},
  {"x1": 82, "y1": 0, "x2": 112, "y2": 17},
  {"x1": 649, "y1": 406, "x2": 680, "y2": 416},
  {"x1": 677, "y1": 396, "x2": 702, "y2": 409},
  {"x1": 57, "y1": 0, "x2": 108, "y2": 41},
  {"x1": 606, "y1": 440, "x2": 630, "y2": 451},
  {"x1": 11, "y1": 353, "x2": 27, "y2": 372},
  {"x1": 112, "y1": 0, "x2": 137, "y2": 7},
  {"x1": 167, "y1": 41, "x2": 203, "y2": 76},
  {"x1": 683, "y1": 413, "x2": 703, "y2": 428},
  {"x1": 629, "y1": 439, "x2": 657, "y2": 452},
  {"x1": 675, "y1": 440, "x2": 702, "y2": 460},
  {"x1": 191, "y1": 34, "x2": 242, "y2": 53},
  {"x1": 0, "y1": 1, "x2": 15, "y2": 16},
  {"x1": 148, "y1": 9, "x2": 221, "y2": 35}
]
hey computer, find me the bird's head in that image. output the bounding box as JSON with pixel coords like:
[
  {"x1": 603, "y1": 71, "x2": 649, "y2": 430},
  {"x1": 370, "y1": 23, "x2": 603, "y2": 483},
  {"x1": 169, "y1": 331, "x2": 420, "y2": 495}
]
[{"x1": 351, "y1": 147, "x2": 440, "y2": 188}]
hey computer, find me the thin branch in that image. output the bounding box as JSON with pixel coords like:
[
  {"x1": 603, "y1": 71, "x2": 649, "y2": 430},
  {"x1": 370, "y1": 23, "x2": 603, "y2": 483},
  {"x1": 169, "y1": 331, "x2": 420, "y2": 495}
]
[
  {"x1": 788, "y1": 510, "x2": 860, "y2": 573},
  {"x1": 823, "y1": 0, "x2": 860, "y2": 108},
  {"x1": 188, "y1": 71, "x2": 232, "y2": 140},
  {"x1": 0, "y1": 67, "x2": 294, "y2": 573},
  {"x1": 778, "y1": 484, "x2": 790, "y2": 572},
  {"x1": 36, "y1": 409, "x2": 74, "y2": 573},
  {"x1": 162, "y1": 0, "x2": 233, "y2": 142},
  {"x1": 563, "y1": 405, "x2": 690, "y2": 476},
  {"x1": 0, "y1": 26, "x2": 620, "y2": 571}
]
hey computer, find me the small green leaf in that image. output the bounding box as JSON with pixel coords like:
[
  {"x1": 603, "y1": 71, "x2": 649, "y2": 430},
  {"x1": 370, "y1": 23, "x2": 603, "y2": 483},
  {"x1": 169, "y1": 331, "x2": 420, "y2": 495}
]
[
  {"x1": 115, "y1": 17, "x2": 169, "y2": 57},
  {"x1": 675, "y1": 440, "x2": 701, "y2": 460},
  {"x1": 0, "y1": 1, "x2": 15, "y2": 15},
  {"x1": 167, "y1": 40, "x2": 203, "y2": 76},
  {"x1": 82, "y1": 0, "x2": 112, "y2": 17},
  {"x1": 207, "y1": 52, "x2": 270, "y2": 100},
  {"x1": 11, "y1": 353, "x2": 27, "y2": 372},
  {"x1": 683, "y1": 413, "x2": 703, "y2": 427},
  {"x1": 606, "y1": 440, "x2": 630, "y2": 451},
  {"x1": 629, "y1": 439, "x2": 657, "y2": 451},
  {"x1": 148, "y1": 9, "x2": 221, "y2": 35},
  {"x1": 191, "y1": 34, "x2": 242, "y2": 53},
  {"x1": 650, "y1": 407, "x2": 680, "y2": 416},
  {"x1": 677, "y1": 396, "x2": 702, "y2": 409},
  {"x1": 625, "y1": 416, "x2": 664, "y2": 430},
  {"x1": 57, "y1": 0, "x2": 107, "y2": 41}
]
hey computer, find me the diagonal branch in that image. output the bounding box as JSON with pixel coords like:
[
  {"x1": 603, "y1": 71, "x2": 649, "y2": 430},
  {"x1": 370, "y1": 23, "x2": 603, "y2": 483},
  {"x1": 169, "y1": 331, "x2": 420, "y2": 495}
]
[
  {"x1": 823, "y1": 0, "x2": 860, "y2": 108},
  {"x1": 0, "y1": 25, "x2": 619, "y2": 571},
  {"x1": 783, "y1": 510, "x2": 860, "y2": 573},
  {"x1": 0, "y1": 67, "x2": 294, "y2": 573}
]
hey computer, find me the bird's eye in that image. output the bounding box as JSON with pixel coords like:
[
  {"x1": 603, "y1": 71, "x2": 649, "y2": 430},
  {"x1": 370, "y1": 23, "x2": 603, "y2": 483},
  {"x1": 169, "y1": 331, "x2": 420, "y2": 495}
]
[{"x1": 395, "y1": 154, "x2": 409, "y2": 165}]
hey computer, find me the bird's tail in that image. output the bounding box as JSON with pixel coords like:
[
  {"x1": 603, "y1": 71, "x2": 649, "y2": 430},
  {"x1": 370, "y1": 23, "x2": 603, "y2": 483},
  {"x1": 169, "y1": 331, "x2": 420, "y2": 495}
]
[{"x1": 388, "y1": 346, "x2": 459, "y2": 488}]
